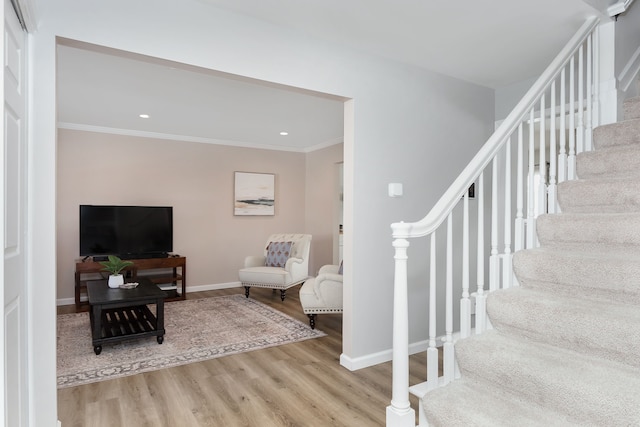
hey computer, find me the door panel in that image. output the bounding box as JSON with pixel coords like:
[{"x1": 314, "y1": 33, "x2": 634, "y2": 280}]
[{"x1": 3, "y1": 0, "x2": 28, "y2": 424}]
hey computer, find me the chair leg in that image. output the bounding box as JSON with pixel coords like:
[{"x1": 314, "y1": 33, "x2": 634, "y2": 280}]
[
  {"x1": 244, "y1": 286, "x2": 250, "y2": 298},
  {"x1": 307, "y1": 314, "x2": 317, "y2": 329},
  {"x1": 280, "y1": 290, "x2": 286, "y2": 301}
]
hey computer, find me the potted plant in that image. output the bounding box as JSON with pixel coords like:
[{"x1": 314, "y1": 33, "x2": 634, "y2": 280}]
[{"x1": 99, "y1": 255, "x2": 134, "y2": 288}]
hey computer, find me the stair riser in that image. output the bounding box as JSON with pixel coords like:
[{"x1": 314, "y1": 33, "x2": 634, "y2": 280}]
[{"x1": 487, "y1": 289, "x2": 640, "y2": 369}]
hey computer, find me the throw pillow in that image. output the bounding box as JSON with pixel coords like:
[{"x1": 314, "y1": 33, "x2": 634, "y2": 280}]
[{"x1": 265, "y1": 241, "x2": 293, "y2": 268}]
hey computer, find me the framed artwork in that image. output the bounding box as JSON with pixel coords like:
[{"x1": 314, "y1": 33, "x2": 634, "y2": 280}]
[{"x1": 234, "y1": 172, "x2": 275, "y2": 216}]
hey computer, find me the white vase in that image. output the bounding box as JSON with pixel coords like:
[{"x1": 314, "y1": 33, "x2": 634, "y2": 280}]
[{"x1": 108, "y1": 274, "x2": 124, "y2": 288}]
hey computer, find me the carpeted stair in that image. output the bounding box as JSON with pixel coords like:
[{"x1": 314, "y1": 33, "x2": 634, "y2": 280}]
[{"x1": 421, "y1": 94, "x2": 640, "y2": 426}]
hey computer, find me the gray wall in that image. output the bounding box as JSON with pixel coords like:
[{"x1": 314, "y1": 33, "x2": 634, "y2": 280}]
[{"x1": 615, "y1": 3, "x2": 640, "y2": 101}]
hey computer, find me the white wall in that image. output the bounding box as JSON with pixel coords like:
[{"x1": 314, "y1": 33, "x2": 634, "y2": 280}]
[
  {"x1": 32, "y1": 0, "x2": 494, "y2": 410},
  {"x1": 496, "y1": 13, "x2": 640, "y2": 123}
]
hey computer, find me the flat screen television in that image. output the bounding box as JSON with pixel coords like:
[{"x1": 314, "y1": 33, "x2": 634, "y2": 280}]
[{"x1": 79, "y1": 205, "x2": 173, "y2": 259}]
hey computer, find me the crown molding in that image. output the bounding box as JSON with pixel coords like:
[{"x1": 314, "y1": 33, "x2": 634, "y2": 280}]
[{"x1": 57, "y1": 122, "x2": 342, "y2": 153}]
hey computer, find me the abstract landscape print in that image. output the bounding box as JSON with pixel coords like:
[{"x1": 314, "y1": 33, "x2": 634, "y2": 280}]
[{"x1": 234, "y1": 172, "x2": 275, "y2": 216}]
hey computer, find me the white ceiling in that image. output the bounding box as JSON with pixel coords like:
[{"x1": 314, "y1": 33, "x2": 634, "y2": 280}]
[
  {"x1": 56, "y1": 42, "x2": 346, "y2": 152},
  {"x1": 57, "y1": 0, "x2": 609, "y2": 151}
]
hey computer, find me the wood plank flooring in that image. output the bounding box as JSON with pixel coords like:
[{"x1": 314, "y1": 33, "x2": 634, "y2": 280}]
[{"x1": 57, "y1": 286, "x2": 430, "y2": 426}]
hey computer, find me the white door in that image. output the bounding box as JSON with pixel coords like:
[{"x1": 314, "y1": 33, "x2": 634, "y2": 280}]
[{"x1": 3, "y1": 0, "x2": 28, "y2": 424}]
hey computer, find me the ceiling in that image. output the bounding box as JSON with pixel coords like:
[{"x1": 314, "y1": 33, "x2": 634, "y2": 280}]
[
  {"x1": 56, "y1": 41, "x2": 346, "y2": 152},
  {"x1": 57, "y1": 0, "x2": 610, "y2": 151}
]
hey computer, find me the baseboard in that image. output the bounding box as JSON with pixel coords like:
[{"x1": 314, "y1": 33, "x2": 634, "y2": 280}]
[
  {"x1": 56, "y1": 282, "x2": 242, "y2": 306},
  {"x1": 186, "y1": 281, "x2": 241, "y2": 292},
  {"x1": 56, "y1": 297, "x2": 81, "y2": 307},
  {"x1": 339, "y1": 339, "x2": 429, "y2": 371}
]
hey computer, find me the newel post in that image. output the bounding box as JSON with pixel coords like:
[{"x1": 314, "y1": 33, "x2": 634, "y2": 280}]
[{"x1": 386, "y1": 229, "x2": 415, "y2": 427}]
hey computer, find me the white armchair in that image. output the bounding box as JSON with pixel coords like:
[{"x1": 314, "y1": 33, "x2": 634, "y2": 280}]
[
  {"x1": 238, "y1": 233, "x2": 312, "y2": 301},
  {"x1": 299, "y1": 264, "x2": 343, "y2": 329}
]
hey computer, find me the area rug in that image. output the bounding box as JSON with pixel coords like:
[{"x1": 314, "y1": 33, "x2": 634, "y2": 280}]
[{"x1": 57, "y1": 294, "x2": 325, "y2": 388}]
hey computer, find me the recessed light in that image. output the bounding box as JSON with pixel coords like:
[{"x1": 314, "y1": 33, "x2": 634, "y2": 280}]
[
  {"x1": 280, "y1": 131, "x2": 288, "y2": 136},
  {"x1": 139, "y1": 114, "x2": 150, "y2": 119}
]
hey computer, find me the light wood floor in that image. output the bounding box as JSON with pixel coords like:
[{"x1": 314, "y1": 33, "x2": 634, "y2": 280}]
[{"x1": 57, "y1": 286, "x2": 428, "y2": 426}]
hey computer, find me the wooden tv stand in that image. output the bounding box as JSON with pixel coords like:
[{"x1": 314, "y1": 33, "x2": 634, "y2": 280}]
[{"x1": 75, "y1": 256, "x2": 186, "y2": 311}]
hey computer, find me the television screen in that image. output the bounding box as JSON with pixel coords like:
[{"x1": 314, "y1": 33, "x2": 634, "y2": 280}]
[{"x1": 79, "y1": 205, "x2": 173, "y2": 258}]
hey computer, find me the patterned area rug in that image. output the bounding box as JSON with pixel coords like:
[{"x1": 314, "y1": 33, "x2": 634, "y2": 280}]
[{"x1": 57, "y1": 295, "x2": 325, "y2": 388}]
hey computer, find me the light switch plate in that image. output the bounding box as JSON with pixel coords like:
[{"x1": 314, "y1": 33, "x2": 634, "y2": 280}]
[{"x1": 388, "y1": 183, "x2": 403, "y2": 197}]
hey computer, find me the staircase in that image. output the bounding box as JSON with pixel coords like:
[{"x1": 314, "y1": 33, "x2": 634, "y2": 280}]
[{"x1": 420, "y1": 94, "x2": 640, "y2": 425}]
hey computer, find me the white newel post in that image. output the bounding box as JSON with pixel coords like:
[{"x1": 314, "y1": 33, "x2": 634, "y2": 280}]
[{"x1": 387, "y1": 230, "x2": 416, "y2": 427}]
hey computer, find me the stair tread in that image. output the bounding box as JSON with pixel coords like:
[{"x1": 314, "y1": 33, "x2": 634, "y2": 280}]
[
  {"x1": 456, "y1": 330, "x2": 640, "y2": 425},
  {"x1": 592, "y1": 117, "x2": 640, "y2": 150},
  {"x1": 488, "y1": 287, "x2": 640, "y2": 368},
  {"x1": 422, "y1": 378, "x2": 581, "y2": 427},
  {"x1": 577, "y1": 145, "x2": 640, "y2": 179},
  {"x1": 624, "y1": 96, "x2": 640, "y2": 120},
  {"x1": 558, "y1": 177, "x2": 640, "y2": 213},
  {"x1": 536, "y1": 212, "x2": 640, "y2": 249},
  {"x1": 513, "y1": 247, "x2": 640, "y2": 305}
]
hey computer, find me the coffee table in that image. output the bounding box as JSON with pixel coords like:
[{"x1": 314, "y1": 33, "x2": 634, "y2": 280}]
[{"x1": 87, "y1": 277, "x2": 166, "y2": 355}]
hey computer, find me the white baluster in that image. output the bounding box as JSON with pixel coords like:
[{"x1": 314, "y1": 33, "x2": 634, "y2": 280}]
[
  {"x1": 386, "y1": 236, "x2": 415, "y2": 427},
  {"x1": 568, "y1": 56, "x2": 576, "y2": 180},
  {"x1": 514, "y1": 123, "x2": 525, "y2": 253},
  {"x1": 577, "y1": 44, "x2": 585, "y2": 154},
  {"x1": 538, "y1": 94, "x2": 547, "y2": 218},
  {"x1": 475, "y1": 173, "x2": 486, "y2": 334},
  {"x1": 527, "y1": 108, "x2": 536, "y2": 249},
  {"x1": 460, "y1": 192, "x2": 471, "y2": 339},
  {"x1": 549, "y1": 80, "x2": 557, "y2": 213},
  {"x1": 426, "y1": 233, "x2": 438, "y2": 390},
  {"x1": 503, "y1": 140, "x2": 513, "y2": 289},
  {"x1": 593, "y1": 27, "x2": 600, "y2": 129},
  {"x1": 490, "y1": 157, "x2": 499, "y2": 291},
  {"x1": 559, "y1": 67, "x2": 567, "y2": 186},
  {"x1": 443, "y1": 214, "x2": 454, "y2": 384},
  {"x1": 585, "y1": 34, "x2": 593, "y2": 152}
]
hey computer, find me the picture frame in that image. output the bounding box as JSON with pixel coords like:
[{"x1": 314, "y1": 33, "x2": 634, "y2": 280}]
[{"x1": 234, "y1": 172, "x2": 275, "y2": 216}]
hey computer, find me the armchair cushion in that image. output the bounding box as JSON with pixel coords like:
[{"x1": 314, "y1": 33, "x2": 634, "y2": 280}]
[{"x1": 265, "y1": 241, "x2": 292, "y2": 267}]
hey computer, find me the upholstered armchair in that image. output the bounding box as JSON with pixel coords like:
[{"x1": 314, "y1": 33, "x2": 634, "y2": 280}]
[
  {"x1": 238, "y1": 234, "x2": 312, "y2": 301},
  {"x1": 299, "y1": 264, "x2": 343, "y2": 329}
]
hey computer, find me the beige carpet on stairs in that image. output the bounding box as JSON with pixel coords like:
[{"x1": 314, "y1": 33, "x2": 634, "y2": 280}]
[{"x1": 421, "y1": 93, "x2": 640, "y2": 426}]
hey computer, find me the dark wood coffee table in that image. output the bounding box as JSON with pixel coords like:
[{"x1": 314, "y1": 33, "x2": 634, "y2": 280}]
[{"x1": 87, "y1": 278, "x2": 166, "y2": 355}]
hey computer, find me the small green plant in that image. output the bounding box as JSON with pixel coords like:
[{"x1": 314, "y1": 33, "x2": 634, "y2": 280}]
[{"x1": 99, "y1": 255, "x2": 134, "y2": 276}]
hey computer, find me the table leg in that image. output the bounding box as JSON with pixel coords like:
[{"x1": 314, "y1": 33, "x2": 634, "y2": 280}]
[
  {"x1": 156, "y1": 298, "x2": 164, "y2": 344},
  {"x1": 91, "y1": 304, "x2": 103, "y2": 355}
]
